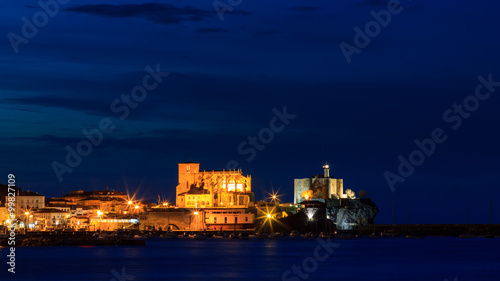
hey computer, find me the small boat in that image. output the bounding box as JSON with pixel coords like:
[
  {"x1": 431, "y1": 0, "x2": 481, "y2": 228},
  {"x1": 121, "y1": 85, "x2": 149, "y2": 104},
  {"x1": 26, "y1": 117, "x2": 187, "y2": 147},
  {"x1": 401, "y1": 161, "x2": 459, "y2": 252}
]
[
  {"x1": 253, "y1": 232, "x2": 267, "y2": 239},
  {"x1": 192, "y1": 233, "x2": 206, "y2": 240},
  {"x1": 309, "y1": 232, "x2": 319, "y2": 238},
  {"x1": 382, "y1": 231, "x2": 400, "y2": 238},
  {"x1": 336, "y1": 233, "x2": 355, "y2": 239},
  {"x1": 319, "y1": 232, "x2": 333, "y2": 239},
  {"x1": 213, "y1": 232, "x2": 224, "y2": 238},
  {"x1": 238, "y1": 232, "x2": 249, "y2": 239}
]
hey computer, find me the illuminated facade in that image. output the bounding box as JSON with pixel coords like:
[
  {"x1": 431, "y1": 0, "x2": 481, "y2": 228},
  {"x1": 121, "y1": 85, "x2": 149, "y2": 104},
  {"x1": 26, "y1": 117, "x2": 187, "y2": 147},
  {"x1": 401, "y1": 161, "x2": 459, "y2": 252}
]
[
  {"x1": 204, "y1": 209, "x2": 254, "y2": 231},
  {"x1": 176, "y1": 163, "x2": 252, "y2": 208},
  {"x1": 5, "y1": 190, "x2": 45, "y2": 217},
  {"x1": 294, "y1": 164, "x2": 347, "y2": 204}
]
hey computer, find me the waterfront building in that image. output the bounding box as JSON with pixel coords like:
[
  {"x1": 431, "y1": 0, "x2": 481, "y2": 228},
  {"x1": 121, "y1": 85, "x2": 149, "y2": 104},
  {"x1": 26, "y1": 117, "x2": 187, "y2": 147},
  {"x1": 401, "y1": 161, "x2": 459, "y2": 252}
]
[
  {"x1": 294, "y1": 164, "x2": 347, "y2": 204},
  {"x1": 4, "y1": 190, "x2": 45, "y2": 217},
  {"x1": 204, "y1": 208, "x2": 254, "y2": 231},
  {"x1": 32, "y1": 208, "x2": 70, "y2": 230},
  {"x1": 293, "y1": 164, "x2": 378, "y2": 230}
]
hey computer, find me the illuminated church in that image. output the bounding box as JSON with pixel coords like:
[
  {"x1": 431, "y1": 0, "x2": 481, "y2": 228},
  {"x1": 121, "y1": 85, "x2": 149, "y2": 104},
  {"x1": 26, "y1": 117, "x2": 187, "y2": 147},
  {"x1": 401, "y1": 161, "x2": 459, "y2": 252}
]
[{"x1": 176, "y1": 163, "x2": 253, "y2": 208}]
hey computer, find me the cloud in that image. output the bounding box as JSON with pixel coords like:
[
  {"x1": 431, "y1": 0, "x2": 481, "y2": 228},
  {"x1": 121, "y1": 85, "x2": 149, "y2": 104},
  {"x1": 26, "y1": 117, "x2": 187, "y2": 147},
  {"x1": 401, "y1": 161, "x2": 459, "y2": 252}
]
[
  {"x1": 197, "y1": 28, "x2": 228, "y2": 33},
  {"x1": 64, "y1": 3, "x2": 250, "y2": 25},
  {"x1": 3, "y1": 95, "x2": 112, "y2": 116},
  {"x1": 255, "y1": 29, "x2": 282, "y2": 36},
  {"x1": 359, "y1": 0, "x2": 388, "y2": 7},
  {"x1": 290, "y1": 6, "x2": 321, "y2": 12}
]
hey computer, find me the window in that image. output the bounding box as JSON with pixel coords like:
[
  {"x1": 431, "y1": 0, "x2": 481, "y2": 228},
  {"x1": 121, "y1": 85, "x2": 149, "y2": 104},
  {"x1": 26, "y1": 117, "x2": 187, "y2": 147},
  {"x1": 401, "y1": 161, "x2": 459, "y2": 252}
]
[
  {"x1": 245, "y1": 217, "x2": 248, "y2": 222},
  {"x1": 235, "y1": 217, "x2": 238, "y2": 224},
  {"x1": 214, "y1": 217, "x2": 217, "y2": 223},
  {"x1": 224, "y1": 217, "x2": 227, "y2": 224}
]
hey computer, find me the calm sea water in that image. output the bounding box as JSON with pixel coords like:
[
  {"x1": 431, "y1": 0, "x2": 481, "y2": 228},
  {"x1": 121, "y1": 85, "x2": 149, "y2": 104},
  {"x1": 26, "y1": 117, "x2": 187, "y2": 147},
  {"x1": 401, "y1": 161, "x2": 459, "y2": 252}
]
[{"x1": 1, "y1": 237, "x2": 499, "y2": 281}]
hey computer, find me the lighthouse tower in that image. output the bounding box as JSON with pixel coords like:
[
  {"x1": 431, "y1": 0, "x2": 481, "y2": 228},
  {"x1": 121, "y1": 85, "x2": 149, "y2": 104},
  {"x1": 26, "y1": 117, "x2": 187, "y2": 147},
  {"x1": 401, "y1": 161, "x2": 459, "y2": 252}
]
[{"x1": 323, "y1": 163, "x2": 330, "y2": 178}]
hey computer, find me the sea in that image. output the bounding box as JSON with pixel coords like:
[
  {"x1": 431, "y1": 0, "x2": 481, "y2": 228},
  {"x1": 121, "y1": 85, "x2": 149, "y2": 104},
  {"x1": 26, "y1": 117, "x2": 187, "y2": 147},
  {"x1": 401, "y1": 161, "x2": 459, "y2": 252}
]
[{"x1": 1, "y1": 237, "x2": 499, "y2": 281}]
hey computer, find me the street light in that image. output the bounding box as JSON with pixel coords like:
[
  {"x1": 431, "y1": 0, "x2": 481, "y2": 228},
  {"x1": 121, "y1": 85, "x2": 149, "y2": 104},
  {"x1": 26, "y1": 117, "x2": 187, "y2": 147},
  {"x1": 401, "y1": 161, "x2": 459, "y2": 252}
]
[{"x1": 24, "y1": 212, "x2": 30, "y2": 232}]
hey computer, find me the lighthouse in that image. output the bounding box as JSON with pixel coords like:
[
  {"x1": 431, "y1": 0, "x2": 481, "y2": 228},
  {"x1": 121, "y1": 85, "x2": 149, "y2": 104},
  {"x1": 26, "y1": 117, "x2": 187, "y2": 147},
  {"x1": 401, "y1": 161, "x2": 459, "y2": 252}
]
[{"x1": 323, "y1": 163, "x2": 330, "y2": 178}]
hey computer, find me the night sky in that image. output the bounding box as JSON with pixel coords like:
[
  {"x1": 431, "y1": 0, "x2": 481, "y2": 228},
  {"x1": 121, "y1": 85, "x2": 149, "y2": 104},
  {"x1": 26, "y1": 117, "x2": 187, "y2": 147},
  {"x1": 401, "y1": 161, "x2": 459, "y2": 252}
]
[{"x1": 2, "y1": 0, "x2": 500, "y2": 224}]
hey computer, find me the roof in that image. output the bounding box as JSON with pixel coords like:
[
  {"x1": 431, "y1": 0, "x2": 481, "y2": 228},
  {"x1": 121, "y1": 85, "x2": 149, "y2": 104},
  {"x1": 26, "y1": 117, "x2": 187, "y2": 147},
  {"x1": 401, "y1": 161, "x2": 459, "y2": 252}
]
[
  {"x1": 34, "y1": 208, "x2": 70, "y2": 214},
  {"x1": 179, "y1": 189, "x2": 210, "y2": 196},
  {"x1": 47, "y1": 204, "x2": 72, "y2": 208},
  {"x1": 19, "y1": 190, "x2": 44, "y2": 197},
  {"x1": 62, "y1": 190, "x2": 126, "y2": 197}
]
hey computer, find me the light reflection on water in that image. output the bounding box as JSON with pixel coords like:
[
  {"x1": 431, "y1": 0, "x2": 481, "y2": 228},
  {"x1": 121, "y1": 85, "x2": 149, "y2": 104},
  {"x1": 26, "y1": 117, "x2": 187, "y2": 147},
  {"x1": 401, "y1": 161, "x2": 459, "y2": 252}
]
[{"x1": 1, "y1": 237, "x2": 499, "y2": 281}]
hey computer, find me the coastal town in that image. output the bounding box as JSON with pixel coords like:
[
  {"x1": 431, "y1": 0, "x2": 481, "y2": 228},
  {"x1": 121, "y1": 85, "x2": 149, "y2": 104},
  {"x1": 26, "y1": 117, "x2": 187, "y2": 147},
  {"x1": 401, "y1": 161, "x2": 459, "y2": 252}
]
[
  {"x1": 0, "y1": 163, "x2": 381, "y2": 241},
  {"x1": 1, "y1": 163, "x2": 497, "y2": 247}
]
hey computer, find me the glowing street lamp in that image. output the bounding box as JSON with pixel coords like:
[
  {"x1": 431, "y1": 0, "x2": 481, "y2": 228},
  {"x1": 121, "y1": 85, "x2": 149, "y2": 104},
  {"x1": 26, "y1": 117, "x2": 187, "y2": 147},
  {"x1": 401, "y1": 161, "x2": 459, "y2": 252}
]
[
  {"x1": 128, "y1": 201, "x2": 133, "y2": 205},
  {"x1": 267, "y1": 190, "x2": 282, "y2": 203},
  {"x1": 134, "y1": 205, "x2": 139, "y2": 209},
  {"x1": 24, "y1": 212, "x2": 30, "y2": 231}
]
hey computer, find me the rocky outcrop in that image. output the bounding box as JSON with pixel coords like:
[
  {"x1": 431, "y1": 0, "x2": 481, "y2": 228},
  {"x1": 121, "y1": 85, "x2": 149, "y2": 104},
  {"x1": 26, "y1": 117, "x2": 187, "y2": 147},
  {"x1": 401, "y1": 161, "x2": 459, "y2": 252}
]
[{"x1": 329, "y1": 199, "x2": 378, "y2": 230}]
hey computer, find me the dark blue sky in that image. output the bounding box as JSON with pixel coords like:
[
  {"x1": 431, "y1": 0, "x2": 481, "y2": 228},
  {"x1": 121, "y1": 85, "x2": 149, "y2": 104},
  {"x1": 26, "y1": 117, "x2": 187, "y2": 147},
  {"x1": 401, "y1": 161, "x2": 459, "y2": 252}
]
[{"x1": 2, "y1": 0, "x2": 500, "y2": 224}]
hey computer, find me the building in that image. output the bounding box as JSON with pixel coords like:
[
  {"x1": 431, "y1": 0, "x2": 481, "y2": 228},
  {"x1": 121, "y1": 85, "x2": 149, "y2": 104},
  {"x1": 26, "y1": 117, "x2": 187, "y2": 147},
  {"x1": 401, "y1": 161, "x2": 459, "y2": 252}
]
[
  {"x1": 204, "y1": 209, "x2": 254, "y2": 231},
  {"x1": 294, "y1": 164, "x2": 348, "y2": 204},
  {"x1": 61, "y1": 189, "x2": 128, "y2": 202},
  {"x1": 32, "y1": 208, "x2": 70, "y2": 230},
  {"x1": 176, "y1": 163, "x2": 253, "y2": 208},
  {"x1": 53, "y1": 189, "x2": 141, "y2": 216},
  {"x1": 4, "y1": 190, "x2": 45, "y2": 217},
  {"x1": 293, "y1": 164, "x2": 378, "y2": 230}
]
